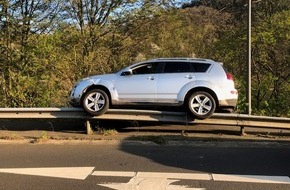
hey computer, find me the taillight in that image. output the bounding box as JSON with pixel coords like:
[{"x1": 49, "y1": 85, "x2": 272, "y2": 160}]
[
  {"x1": 231, "y1": 90, "x2": 238, "y2": 94},
  {"x1": 226, "y1": 73, "x2": 234, "y2": 81}
]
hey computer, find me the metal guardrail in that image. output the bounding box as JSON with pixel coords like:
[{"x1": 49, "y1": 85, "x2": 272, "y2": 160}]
[{"x1": 0, "y1": 108, "x2": 289, "y2": 134}]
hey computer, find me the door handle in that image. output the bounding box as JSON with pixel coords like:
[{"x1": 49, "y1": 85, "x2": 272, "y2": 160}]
[
  {"x1": 147, "y1": 76, "x2": 155, "y2": 80},
  {"x1": 185, "y1": 75, "x2": 193, "y2": 79}
]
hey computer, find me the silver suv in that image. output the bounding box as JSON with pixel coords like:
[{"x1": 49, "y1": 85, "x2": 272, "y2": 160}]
[{"x1": 69, "y1": 58, "x2": 238, "y2": 119}]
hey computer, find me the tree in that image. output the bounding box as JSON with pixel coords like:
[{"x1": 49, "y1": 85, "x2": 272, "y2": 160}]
[
  {"x1": 0, "y1": 0, "x2": 62, "y2": 107},
  {"x1": 251, "y1": 10, "x2": 290, "y2": 116}
]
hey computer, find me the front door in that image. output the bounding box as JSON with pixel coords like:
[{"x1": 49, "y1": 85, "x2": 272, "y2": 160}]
[{"x1": 115, "y1": 62, "x2": 159, "y2": 103}]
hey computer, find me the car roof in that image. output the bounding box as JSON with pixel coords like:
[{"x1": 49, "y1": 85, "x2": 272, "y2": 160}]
[
  {"x1": 124, "y1": 58, "x2": 219, "y2": 71},
  {"x1": 146, "y1": 58, "x2": 216, "y2": 63}
]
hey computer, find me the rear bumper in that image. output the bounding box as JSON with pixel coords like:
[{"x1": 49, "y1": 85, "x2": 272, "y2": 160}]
[{"x1": 218, "y1": 98, "x2": 238, "y2": 108}]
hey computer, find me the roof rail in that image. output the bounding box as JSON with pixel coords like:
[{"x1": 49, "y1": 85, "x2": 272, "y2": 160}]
[{"x1": 152, "y1": 58, "x2": 214, "y2": 62}]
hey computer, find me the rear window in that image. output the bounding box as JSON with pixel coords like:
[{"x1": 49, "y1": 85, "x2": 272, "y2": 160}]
[
  {"x1": 164, "y1": 62, "x2": 191, "y2": 73},
  {"x1": 162, "y1": 62, "x2": 211, "y2": 73},
  {"x1": 191, "y1": 63, "x2": 211, "y2": 72}
]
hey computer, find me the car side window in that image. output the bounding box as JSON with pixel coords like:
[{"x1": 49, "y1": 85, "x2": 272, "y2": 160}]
[
  {"x1": 163, "y1": 62, "x2": 191, "y2": 73},
  {"x1": 191, "y1": 63, "x2": 211, "y2": 72},
  {"x1": 132, "y1": 63, "x2": 158, "y2": 75}
]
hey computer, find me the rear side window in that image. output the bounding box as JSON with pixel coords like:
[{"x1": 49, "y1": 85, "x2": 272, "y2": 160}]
[
  {"x1": 191, "y1": 63, "x2": 211, "y2": 72},
  {"x1": 164, "y1": 62, "x2": 191, "y2": 73}
]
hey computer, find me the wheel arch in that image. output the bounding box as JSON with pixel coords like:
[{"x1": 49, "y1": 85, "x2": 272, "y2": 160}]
[
  {"x1": 81, "y1": 85, "x2": 112, "y2": 106},
  {"x1": 184, "y1": 87, "x2": 219, "y2": 108}
]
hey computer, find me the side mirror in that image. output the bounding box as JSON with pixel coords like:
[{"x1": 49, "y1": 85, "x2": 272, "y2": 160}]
[{"x1": 121, "y1": 70, "x2": 133, "y2": 76}]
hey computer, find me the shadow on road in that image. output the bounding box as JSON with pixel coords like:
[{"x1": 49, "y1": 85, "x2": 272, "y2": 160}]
[
  {"x1": 119, "y1": 135, "x2": 290, "y2": 177},
  {"x1": 1, "y1": 118, "x2": 290, "y2": 177}
]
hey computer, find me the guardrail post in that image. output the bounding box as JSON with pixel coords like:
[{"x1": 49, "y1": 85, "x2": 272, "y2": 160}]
[
  {"x1": 86, "y1": 120, "x2": 94, "y2": 135},
  {"x1": 240, "y1": 126, "x2": 246, "y2": 136},
  {"x1": 181, "y1": 114, "x2": 189, "y2": 136}
]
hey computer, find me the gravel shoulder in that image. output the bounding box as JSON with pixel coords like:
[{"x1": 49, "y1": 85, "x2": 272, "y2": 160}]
[
  {"x1": 0, "y1": 119, "x2": 290, "y2": 145},
  {"x1": 1, "y1": 124, "x2": 290, "y2": 145}
]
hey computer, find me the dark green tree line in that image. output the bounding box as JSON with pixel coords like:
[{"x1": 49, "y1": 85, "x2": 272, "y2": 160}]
[{"x1": 0, "y1": 0, "x2": 289, "y2": 117}]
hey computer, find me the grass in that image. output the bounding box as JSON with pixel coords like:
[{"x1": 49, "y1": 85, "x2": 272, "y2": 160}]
[
  {"x1": 0, "y1": 134, "x2": 23, "y2": 140},
  {"x1": 96, "y1": 128, "x2": 118, "y2": 136},
  {"x1": 30, "y1": 131, "x2": 50, "y2": 143}
]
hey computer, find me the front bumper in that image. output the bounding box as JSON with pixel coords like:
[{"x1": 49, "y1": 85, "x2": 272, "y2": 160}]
[
  {"x1": 68, "y1": 88, "x2": 81, "y2": 107},
  {"x1": 68, "y1": 98, "x2": 81, "y2": 107},
  {"x1": 68, "y1": 78, "x2": 93, "y2": 107}
]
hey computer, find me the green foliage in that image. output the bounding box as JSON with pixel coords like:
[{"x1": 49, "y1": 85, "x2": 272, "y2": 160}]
[
  {"x1": 250, "y1": 10, "x2": 290, "y2": 116},
  {"x1": 0, "y1": 0, "x2": 289, "y2": 117}
]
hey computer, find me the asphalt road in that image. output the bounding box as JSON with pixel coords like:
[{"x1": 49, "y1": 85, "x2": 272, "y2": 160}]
[{"x1": 0, "y1": 142, "x2": 290, "y2": 190}]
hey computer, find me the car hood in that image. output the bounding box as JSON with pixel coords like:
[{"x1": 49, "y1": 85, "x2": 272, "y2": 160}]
[{"x1": 89, "y1": 73, "x2": 116, "y2": 80}]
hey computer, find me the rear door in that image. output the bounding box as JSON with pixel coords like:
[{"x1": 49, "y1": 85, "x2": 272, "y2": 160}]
[{"x1": 157, "y1": 61, "x2": 195, "y2": 103}]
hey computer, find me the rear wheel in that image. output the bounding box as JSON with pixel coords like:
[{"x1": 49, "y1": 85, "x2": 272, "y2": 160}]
[
  {"x1": 82, "y1": 89, "x2": 109, "y2": 116},
  {"x1": 188, "y1": 91, "x2": 216, "y2": 119}
]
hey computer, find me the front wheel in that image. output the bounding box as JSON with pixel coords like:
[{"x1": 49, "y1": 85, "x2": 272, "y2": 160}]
[
  {"x1": 82, "y1": 89, "x2": 109, "y2": 116},
  {"x1": 188, "y1": 91, "x2": 216, "y2": 119}
]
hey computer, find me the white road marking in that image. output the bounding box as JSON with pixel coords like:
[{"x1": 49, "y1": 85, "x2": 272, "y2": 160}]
[
  {"x1": 99, "y1": 176, "x2": 205, "y2": 190},
  {"x1": 92, "y1": 171, "x2": 136, "y2": 177},
  {"x1": 94, "y1": 171, "x2": 290, "y2": 184},
  {"x1": 95, "y1": 171, "x2": 208, "y2": 190},
  {"x1": 1, "y1": 167, "x2": 290, "y2": 186},
  {"x1": 213, "y1": 174, "x2": 290, "y2": 184},
  {"x1": 0, "y1": 167, "x2": 95, "y2": 180},
  {"x1": 92, "y1": 171, "x2": 211, "y2": 180},
  {"x1": 137, "y1": 172, "x2": 211, "y2": 181}
]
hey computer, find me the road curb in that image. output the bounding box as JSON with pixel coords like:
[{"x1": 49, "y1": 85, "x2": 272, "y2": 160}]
[{"x1": 1, "y1": 131, "x2": 290, "y2": 146}]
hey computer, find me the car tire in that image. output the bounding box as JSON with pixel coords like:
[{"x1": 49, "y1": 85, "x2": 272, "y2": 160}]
[
  {"x1": 188, "y1": 91, "x2": 216, "y2": 119},
  {"x1": 82, "y1": 89, "x2": 109, "y2": 116}
]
